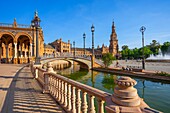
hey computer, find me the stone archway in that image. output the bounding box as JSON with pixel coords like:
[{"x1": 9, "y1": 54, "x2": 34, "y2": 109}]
[
  {"x1": 0, "y1": 32, "x2": 15, "y2": 63},
  {"x1": 16, "y1": 33, "x2": 32, "y2": 64}
]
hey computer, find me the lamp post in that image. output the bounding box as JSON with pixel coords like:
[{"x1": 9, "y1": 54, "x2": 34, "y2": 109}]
[
  {"x1": 83, "y1": 33, "x2": 86, "y2": 56},
  {"x1": 91, "y1": 24, "x2": 95, "y2": 69},
  {"x1": 140, "y1": 26, "x2": 146, "y2": 69},
  {"x1": 31, "y1": 21, "x2": 35, "y2": 57},
  {"x1": 73, "y1": 41, "x2": 75, "y2": 58},
  {"x1": 91, "y1": 25, "x2": 95, "y2": 57},
  {"x1": 32, "y1": 11, "x2": 41, "y2": 64}
]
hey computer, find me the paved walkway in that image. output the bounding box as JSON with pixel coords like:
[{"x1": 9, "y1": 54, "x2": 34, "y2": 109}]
[
  {"x1": 110, "y1": 60, "x2": 170, "y2": 73},
  {"x1": 0, "y1": 64, "x2": 65, "y2": 113}
]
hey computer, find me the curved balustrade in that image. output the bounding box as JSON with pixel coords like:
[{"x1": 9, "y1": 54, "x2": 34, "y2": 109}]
[
  {"x1": 30, "y1": 62, "x2": 161, "y2": 113},
  {"x1": 47, "y1": 72, "x2": 108, "y2": 113}
]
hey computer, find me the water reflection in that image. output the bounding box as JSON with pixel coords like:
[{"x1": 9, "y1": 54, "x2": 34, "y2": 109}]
[
  {"x1": 56, "y1": 61, "x2": 80, "y2": 75},
  {"x1": 142, "y1": 80, "x2": 145, "y2": 99},
  {"x1": 102, "y1": 74, "x2": 116, "y2": 91}
]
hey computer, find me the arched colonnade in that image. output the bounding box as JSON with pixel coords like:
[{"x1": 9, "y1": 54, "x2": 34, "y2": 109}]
[{"x1": 0, "y1": 31, "x2": 33, "y2": 64}]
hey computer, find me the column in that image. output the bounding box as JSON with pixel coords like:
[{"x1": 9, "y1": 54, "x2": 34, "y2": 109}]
[
  {"x1": 30, "y1": 43, "x2": 32, "y2": 57},
  {"x1": 0, "y1": 42, "x2": 2, "y2": 63},
  {"x1": 14, "y1": 43, "x2": 17, "y2": 58},
  {"x1": 6, "y1": 44, "x2": 8, "y2": 63},
  {"x1": 20, "y1": 44, "x2": 23, "y2": 58},
  {"x1": 13, "y1": 43, "x2": 17, "y2": 64},
  {"x1": 25, "y1": 49, "x2": 27, "y2": 58}
]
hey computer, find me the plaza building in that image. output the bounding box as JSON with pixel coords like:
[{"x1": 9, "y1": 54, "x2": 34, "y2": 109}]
[
  {"x1": 0, "y1": 12, "x2": 44, "y2": 64},
  {"x1": 51, "y1": 38, "x2": 71, "y2": 53},
  {"x1": 44, "y1": 44, "x2": 55, "y2": 57},
  {"x1": 71, "y1": 48, "x2": 92, "y2": 57}
]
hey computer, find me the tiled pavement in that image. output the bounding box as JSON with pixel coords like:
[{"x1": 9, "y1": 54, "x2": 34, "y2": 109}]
[{"x1": 0, "y1": 64, "x2": 65, "y2": 113}]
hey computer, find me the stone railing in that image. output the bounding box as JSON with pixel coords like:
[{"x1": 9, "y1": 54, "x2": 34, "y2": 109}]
[
  {"x1": 0, "y1": 23, "x2": 31, "y2": 28},
  {"x1": 31, "y1": 62, "x2": 161, "y2": 113}
]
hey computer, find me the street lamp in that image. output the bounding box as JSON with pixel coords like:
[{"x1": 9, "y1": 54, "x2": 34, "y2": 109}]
[
  {"x1": 83, "y1": 33, "x2": 86, "y2": 56},
  {"x1": 140, "y1": 26, "x2": 146, "y2": 69},
  {"x1": 91, "y1": 25, "x2": 95, "y2": 57},
  {"x1": 31, "y1": 21, "x2": 35, "y2": 57},
  {"x1": 73, "y1": 41, "x2": 75, "y2": 58},
  {"x1": 32, "y1": 11, "x2": 41, "y2": 64},
  {"x1": 91, "y1": 24, "x2": 95, "y2": 69}
]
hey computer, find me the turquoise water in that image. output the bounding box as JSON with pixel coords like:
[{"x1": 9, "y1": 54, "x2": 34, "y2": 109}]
[{"x1": 57, "y1": 64, "x2": 170, "y2": 113}]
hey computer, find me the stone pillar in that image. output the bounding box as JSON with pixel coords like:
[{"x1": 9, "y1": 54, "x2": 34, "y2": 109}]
[
  {"x1": 46, "y1": 62, "x2": 55, "y2": 73},
  {"x1": 20, "y1": 44, "x2": 23, "y2": 58},
  {"x1": 30, "y1": 43, "x2": 32, "y2": 57},
  {"x1": 14, "y1": 43, "x2": 18, "y2": 64},
  {"x1": 0, "y1": 42, "x2": 2, "y2": 64},
  {"x1": 105, "y1": 76, "x2": 152, "y2": 113},
  {"x1": 25, "y1": 49, "x2": 27, "y2": 58},
  {"x1": 5, "y1": 45, "x2": 8, "y2": 63},
  {"x1": 91, "y1": 55, "x2": 95, "y2": 69},
  {"x1": 112, "y1": 76, "x2": 140, "y2": 106}
]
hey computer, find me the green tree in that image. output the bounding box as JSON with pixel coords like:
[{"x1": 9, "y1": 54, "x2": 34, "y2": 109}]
[
  {"x1": 102, "y1": 53, "x2": 116, "y2": 68},
  {"x1": 122, "y1": 45, "x2": 129, "y2": 50},
  {"x1": 161, "y1": 41, "x2": 170, "y2": 56},
  {"x1": 139, "y1": 47, "x2": 153, "y2": 58},
  {"x1": 133, "y1": 48, "x2": 140, "y2": 59},
  {"x1": 148, "y1": 40, "x2": 160, "y2": 55},
  {"x1": 121, "y1": 48, "x2": 129, "y2": 59}
]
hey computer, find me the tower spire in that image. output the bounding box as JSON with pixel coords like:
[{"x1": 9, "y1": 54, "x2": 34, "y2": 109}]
[
  {"x1": 109, "y1": 19, "x2": 118, "y2": 56},
  {"x1": 112, "y1": 19, "x2": 115, "y2": 33},
  {"x1": 35, "y1": 10, "x2": 38, "y2": 17}
]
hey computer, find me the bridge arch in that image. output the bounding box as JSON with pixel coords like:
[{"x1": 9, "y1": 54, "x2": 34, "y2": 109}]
[{"x1": 73, "y1": 59, "x2": 90, "y2": 70}]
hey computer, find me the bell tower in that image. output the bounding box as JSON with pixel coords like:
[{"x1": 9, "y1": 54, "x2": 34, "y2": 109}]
[{"x1": 109, "y1": 20, "x2": 118, "y2": 56}]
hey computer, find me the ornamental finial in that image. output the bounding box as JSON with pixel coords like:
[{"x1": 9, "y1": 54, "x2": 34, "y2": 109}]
[{"x1": 35, "y1": 10, "x2": 38, "y2": 17}]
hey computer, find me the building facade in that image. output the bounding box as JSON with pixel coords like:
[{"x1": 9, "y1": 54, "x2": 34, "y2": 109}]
[
  {"x1": 0, "y1": 12, "x2": 44, "y2": 64},
  {"x1": 44, "y1": 44, "x2": 55, "y2": 57},
  {"x1": 51, "y1": 38, "x2": 71, "y2": 53}
]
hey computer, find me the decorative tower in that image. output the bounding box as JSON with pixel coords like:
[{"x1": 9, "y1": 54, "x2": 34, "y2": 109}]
[{"x1": 109, "y1": 20, "x2": 118, "y2": 56}]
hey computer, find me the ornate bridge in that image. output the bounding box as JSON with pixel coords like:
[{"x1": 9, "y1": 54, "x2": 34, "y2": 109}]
[{"x1": 41, "y1": 55, "x2": 105, "y2": 69}]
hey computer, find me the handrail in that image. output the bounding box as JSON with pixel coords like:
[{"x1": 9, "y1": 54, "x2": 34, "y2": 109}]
[{"x1": 49, "y1": 72, "x2": 111, "y2": 100}]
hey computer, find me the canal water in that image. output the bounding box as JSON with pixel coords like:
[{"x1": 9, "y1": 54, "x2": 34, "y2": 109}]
[{"x1": 56, "y1": 63, "x2": 170, "y2": 113}]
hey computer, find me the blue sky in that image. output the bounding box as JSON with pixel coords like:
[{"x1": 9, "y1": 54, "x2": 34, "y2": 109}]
[{"x1": 0, "y1": 0, "x2": 170, "y2": 49}]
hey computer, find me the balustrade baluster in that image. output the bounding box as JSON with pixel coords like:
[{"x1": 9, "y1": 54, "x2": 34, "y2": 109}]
[
  {"x1": 67, "y1": 84, "x2": 72, "y2": 111},
  {"x1": 61, "y1": 81, "x2": 64, "y2": 104},
  {"x1": 97, "y1": 99, "x2": 104, "y2": 113},
  {"x1": 53, "y1": 77, "x2": 56, "y2": 95},
  {"x1": 60, "y1": 81, "x2": 63, "y2": 103},
  {"x1": 51, "y1": 76, "x2": 54, "y2": 94},
  {"x1": 71, "y1": 86, "x2": 76, "y2": 113},
  {"x1": 50, "y1": 76, "x2": 52, "y2": 93},
  {"x1": 82, "y1": 91, "x2": 88, "y2": 113},
  {"x1": 53, "y1": 77, "x2": 56, "y2": 96},
  {"x1": 63, "y1": 82, "x2": 68, "y2": 107},
  {"x1": 76, "y1": 89, "x2": 81, "y2": 113},
  {"x1": 88, "y1": 95, "x2": 96, "y2": 113},
  {"x1": 57, "y1": 79, "x2": 61, "y2": 101},
  {"x1": 55, "y1": 78, "x2": 58, "y2": 99}
]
